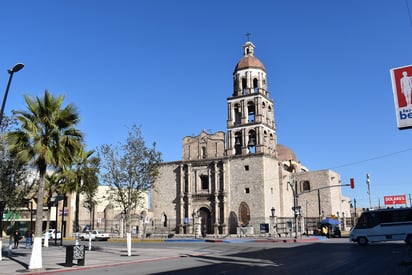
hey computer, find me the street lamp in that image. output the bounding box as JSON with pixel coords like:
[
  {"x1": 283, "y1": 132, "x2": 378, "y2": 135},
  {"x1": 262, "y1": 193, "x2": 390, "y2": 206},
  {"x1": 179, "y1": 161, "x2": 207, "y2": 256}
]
[
  {"x1": 271, "y1": 207, "x2": 275, "y2": 217},
  {"x1": 0, "y1": 63, "x2": 24, "y2": 127}
]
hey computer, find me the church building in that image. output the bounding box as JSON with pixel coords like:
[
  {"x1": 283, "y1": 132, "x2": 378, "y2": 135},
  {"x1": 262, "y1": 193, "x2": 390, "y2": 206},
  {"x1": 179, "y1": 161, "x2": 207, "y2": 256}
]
[{"x1": 150, "y1": 40, "x2": 351, "y2": 236}]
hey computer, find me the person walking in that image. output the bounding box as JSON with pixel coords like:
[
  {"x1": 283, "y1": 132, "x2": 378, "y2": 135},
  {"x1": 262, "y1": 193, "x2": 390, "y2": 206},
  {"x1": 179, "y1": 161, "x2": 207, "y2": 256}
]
[
  {"x1": 25, "y1": 230, "x2": 32, "y2": 248},
  {"x1": 13, "y1": 230, "x2": 20, "y2": 249}
]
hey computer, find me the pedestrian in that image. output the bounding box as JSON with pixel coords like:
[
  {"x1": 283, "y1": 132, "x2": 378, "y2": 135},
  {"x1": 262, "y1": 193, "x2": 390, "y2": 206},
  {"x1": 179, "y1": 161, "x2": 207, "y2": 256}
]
[
  {"x1": 25, "y1": 230, "x2": 32, "y2": 248},
  {"x1": 13, "y1": 230, "x2": 20, "y2": 249}
]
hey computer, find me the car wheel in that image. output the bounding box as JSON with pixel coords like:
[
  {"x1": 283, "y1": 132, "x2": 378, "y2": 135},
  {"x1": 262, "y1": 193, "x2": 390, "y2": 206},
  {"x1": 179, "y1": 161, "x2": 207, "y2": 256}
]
[
  {"x1": 80, "y1": 237, "x2": 85, "y2": 241},
  {"x1": 357, "y1": 237, "x2": 368, "y2": 246}
]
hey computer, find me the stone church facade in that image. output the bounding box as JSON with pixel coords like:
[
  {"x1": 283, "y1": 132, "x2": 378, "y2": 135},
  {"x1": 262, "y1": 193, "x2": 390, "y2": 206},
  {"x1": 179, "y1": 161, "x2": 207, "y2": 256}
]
[{"x1": 150, "y1": 41, "x2": 350, "y2": 236}]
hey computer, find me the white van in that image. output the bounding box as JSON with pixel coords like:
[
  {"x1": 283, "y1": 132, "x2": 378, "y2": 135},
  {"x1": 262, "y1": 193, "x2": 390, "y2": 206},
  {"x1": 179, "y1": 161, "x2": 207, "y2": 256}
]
[
  {"x1": 41, "y1": 229, "x2": 61, "y2": 240},
  {"x1": 350, "y1": 208, "x2": 412, "y2": 245}
]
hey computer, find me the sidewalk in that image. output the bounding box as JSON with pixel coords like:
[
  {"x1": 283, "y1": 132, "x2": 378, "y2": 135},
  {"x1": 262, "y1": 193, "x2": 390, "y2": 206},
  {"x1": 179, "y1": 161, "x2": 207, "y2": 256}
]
[{"x1": 0, "y1": 236, "x2": 326, "y2": 274}]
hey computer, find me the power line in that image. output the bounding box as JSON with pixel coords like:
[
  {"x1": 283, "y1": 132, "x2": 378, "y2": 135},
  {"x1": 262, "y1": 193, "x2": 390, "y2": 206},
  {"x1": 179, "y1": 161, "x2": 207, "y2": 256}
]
[
  {"x1": 328, "y1": 148, "x2": 412, "y2": 170},
  {"x1": 406, "y1": 0, "x2": 412, "y2": 27}
]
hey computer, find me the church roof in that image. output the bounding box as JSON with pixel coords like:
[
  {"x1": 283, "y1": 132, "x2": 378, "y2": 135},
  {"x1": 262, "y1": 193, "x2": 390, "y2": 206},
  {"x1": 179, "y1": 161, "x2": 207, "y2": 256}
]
[
  {"x1": 276, "y1": 144, "x2": 297, "y2": 161},
  {"x1": 235, "y1": 55, "x2": 265, "y2": 71}
]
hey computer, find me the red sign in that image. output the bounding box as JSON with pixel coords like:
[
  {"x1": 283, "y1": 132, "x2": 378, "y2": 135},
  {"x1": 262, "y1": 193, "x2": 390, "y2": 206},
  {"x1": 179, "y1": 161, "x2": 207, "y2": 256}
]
[
  {"x1": 384, "y1": 195, "x2": 407, "y2": 205},
  {"x1": 390, "y1": 65, "x2": 412, "y2": 129}
]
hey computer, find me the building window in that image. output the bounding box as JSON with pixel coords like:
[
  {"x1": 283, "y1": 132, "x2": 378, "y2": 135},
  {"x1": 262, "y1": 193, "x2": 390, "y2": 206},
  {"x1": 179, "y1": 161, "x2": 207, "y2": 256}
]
[
  {"x1": 245, "y1": 187, "x2": 250, "y2": 194},
  {"x1": 234, "y1": 104, "x2": 241, "y2": 125},
  {"x1": 301, "y1": 180, "x2": 310, "y2": 192},
  {"x1": 234, "y1": 132, "x2": 242, "y2": 155},
  {"x1": 247, "y1": 130, "x2": 256, "y2": 154},
  {"x1": 200, "y1": 175, "x2": 209, "y2": 190},
  {"x1": 247, "y1": 101, "x2": 255, "y2": 122},
  {"x1": 253, "y1": 78, "x2": 258, "y2": 93},
  {"x1": 242, "y1": 78, "x2": 247, "y2": 95}
]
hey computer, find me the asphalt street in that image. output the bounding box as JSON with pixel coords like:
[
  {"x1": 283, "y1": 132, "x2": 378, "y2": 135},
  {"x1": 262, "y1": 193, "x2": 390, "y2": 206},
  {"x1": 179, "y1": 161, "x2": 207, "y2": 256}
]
[{"x1": 0, "y1": 236, "x2": 323, "y2": 274}]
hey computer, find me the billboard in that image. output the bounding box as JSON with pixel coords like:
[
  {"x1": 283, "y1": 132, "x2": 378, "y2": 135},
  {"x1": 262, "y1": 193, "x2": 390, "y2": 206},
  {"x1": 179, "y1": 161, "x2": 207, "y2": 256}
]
[
  {"x1": 384, "y1": 195, "x2": 407, "y2": 205},
  {"x1": 390, "y1": 65, "x2": 412, "y2": 129}
]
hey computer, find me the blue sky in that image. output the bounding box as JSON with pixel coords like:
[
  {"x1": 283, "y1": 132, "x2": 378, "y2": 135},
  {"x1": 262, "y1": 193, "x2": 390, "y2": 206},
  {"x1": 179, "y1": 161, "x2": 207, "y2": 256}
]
[{"x1": 1, "y1": 1, "x2": 412, "y2": 209}]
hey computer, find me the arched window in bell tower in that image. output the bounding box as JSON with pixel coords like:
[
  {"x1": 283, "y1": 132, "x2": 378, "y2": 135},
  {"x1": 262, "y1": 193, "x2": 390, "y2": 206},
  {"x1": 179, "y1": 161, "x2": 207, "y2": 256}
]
[
  {"x1": 234, "y1": 103, "x2": 241, "y2": 125},
  {"x1": 247, "y1": 130, "x2": 256, "y2": 154},
  {"x1": 242, "y1": 78, "x2": 247, "y2": 95},
  {"x1": 253, "y1": 78, "x2": 258, "y2": 93},
  {"x1": 267, "y1": 105, "x2": 272, "y2": 125},
  {"x1": 234, "y1": 132, "x2": 242, "y2": 155},
  {"x1": 247, "y1": 101, "x2": 255, "y2": 123}
]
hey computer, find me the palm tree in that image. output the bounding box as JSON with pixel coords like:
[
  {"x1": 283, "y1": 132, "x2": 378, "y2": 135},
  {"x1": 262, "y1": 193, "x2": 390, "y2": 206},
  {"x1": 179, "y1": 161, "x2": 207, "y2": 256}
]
[
  {"x1": 7, "y1": 90, "x2": 83, "y2": 270},
  {"x1": 61, "y1": 148, "x2": 96, "y2": 233}
]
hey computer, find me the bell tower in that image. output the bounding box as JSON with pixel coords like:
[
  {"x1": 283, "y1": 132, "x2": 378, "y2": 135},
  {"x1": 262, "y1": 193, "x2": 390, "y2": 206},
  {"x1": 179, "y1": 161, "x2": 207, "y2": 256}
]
[{"x1": 226, "y1": 41, "x2": 277, "y2": 157}]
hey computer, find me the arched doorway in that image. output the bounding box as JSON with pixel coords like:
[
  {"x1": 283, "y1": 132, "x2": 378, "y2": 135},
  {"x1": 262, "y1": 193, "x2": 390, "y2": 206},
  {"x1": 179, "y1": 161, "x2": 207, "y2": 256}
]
[
  {"x1": 198, "y1": 207, "x2": 212, "y2": 234},
  {"x1": 228, "y1": 211, "x2": 238, "y2": 234}
]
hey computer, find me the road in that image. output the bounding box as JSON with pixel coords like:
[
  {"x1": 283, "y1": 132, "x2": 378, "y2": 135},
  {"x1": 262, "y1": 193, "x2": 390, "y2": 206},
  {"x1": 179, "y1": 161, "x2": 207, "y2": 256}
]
[{"x1": 56, "y1": 238, "x2": 412, "y2": 274}]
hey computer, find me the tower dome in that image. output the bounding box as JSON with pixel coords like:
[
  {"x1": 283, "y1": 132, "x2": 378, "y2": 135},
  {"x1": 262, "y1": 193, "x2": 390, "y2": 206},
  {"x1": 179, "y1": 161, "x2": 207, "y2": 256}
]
[
  {"x1": 234, "y1": 41, "x2": 266, "y2": 73},
  {"x1": 276, "y1": 144, "x2": 297, "y2": 161}
]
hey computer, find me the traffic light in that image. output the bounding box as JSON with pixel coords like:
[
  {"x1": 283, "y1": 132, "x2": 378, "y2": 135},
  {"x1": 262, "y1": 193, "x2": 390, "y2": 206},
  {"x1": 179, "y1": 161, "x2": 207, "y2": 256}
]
[{"x1": 350, "y1": 178, "x2": 355, "y2": 189}]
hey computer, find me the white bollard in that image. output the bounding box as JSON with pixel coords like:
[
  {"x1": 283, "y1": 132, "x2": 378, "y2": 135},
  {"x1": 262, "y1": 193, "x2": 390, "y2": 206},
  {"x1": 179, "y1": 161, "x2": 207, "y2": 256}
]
[
  {"x1": 127, "y1": 233, "x2": 131, "y2": 256},
  {"x1": 88, "y1": 232, "x2": 92, "y2": 251}
]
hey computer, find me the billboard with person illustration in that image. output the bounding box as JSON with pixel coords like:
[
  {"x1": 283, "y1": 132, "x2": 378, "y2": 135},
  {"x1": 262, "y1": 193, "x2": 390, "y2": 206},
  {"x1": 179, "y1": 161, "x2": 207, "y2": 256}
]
[{"x1": 390, "y1": 65, "x2": 412, "y2": 129}]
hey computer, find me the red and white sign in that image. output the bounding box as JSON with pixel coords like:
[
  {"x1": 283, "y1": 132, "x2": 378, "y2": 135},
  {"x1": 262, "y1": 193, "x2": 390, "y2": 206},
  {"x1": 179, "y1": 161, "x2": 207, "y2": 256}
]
[
  {"x1": 390, "y1": 65, "x2": 412, "y2": 129},
  {"x1": 384, "y1": 195, "x2": 407, "y2": 205}
]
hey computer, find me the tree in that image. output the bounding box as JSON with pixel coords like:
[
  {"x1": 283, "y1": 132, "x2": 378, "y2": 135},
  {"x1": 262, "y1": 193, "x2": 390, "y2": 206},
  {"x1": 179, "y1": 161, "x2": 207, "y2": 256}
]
[
  {"x1": 99, "y1": 124, "x2": 162, "y2": 238},
  {"x1": 0, "y1": 115, "x2": 32, "y2": 261},
  {"x1": 7, "y1": 90, "x2": 83, "y2": 270},
  {"x1": 60, "y1": 148, "x2": 98, "y2": 233},
  {"x1": 81, "y1": 156, "x2": 100, "y2": 230}
]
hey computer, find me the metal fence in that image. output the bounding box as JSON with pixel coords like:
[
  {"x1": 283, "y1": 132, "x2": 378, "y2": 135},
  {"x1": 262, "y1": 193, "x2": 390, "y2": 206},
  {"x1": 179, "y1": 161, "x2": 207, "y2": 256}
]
[{"x1": 79, "y1": 215, "x2": 354, "y2": 238}]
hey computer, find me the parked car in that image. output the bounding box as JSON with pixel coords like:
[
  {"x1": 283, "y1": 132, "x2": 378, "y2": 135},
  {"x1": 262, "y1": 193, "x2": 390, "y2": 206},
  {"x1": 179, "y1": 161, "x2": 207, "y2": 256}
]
[
  {"x1": 42, "y1": 229, "x2": 61, "y2": 240},
  {"x1": 79, "y1": 230, "x2": 110, "y2": 241}
]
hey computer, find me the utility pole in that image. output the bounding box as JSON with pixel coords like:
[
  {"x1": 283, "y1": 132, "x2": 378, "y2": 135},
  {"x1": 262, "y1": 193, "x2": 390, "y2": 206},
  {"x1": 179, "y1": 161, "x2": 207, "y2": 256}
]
[
  {"x1": 366, "y1": 173, "x2": 371, "y2": 209},
  {"x1": 288, "y1": 175, "x2": 300, "y2": 239},
  {"x1": 354, "y1": 198, "x2": 357, "y2": 217}
]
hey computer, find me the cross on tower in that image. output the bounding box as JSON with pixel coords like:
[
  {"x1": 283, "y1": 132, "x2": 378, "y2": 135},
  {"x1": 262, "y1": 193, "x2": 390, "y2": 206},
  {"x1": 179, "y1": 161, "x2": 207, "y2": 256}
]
[{"x1": 245, "y1": 32, "x2": 251, "y2": 41}]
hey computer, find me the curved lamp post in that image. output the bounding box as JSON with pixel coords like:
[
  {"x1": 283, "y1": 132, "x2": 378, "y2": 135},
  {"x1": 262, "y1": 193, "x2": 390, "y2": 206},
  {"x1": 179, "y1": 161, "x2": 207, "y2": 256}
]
[
  {"x1": 0, "y1": 63, "x2": 24, "y2": 261},
  {"x1": 0, "y1": 63, "x2": 24, "y2": 127}
]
